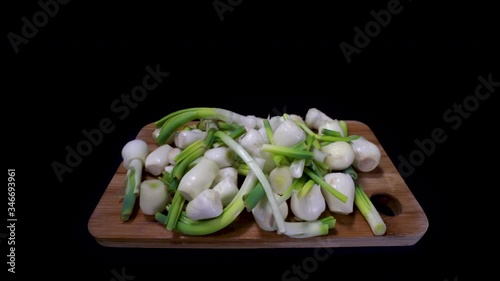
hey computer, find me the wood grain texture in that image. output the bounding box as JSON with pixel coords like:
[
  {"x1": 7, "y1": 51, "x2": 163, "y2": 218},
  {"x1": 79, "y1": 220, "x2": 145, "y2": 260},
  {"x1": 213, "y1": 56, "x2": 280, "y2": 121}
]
[{"x1": 88, "y1": 121, "x2": 428, "y2": 248}]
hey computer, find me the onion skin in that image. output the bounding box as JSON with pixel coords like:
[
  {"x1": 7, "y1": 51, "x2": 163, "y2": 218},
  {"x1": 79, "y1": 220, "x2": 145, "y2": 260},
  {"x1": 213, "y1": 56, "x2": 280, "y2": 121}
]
[
  {"x1": 121, "y1": 139, "x2": 149, "y2": 169},
  {"x1": 350, "y1": 136, "x2": 381, "y2": 172},
  {"x1": 273, "y1": 120, "x2": 307, "y2": 148},
  {"x1": 318, "y1": 120, "x2": 345, "y2": 137},
  {"x1": 291, "y1": 184, "x2": 326, "y2": 221},
  {"x1": 177, "y1": 157, "x2": 220, "y2": 201},
  {"x1": 252, "y1": 193, "x2": 289, "y2": 231},
  {"x1": 139, "y1": 179, "x2": 170, "y2": 216},
  {"x1": 320, "y1": 141, "x2": 355, "y2": 171},
  {"x1": 185, "y1": 189, "x2": 223, "y2": 220},
  {"x1": 322, "y1": 172, "x2": 355, "y2": 215},
  {"x1": 145, "y1": 144, "x2": 173, "y2": 176}
]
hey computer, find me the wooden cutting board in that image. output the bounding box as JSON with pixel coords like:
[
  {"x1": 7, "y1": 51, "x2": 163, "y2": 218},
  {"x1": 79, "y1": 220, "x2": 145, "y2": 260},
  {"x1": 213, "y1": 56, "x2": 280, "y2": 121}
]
[{"x1": 88, "y1": 121, "x2": 428, "y2": 248}]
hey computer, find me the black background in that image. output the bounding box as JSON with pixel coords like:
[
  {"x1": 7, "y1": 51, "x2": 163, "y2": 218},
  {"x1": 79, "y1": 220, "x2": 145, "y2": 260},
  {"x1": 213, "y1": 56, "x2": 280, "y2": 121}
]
[{"x1": 3, "y1": 0, "x2": 498, "y2": 280}]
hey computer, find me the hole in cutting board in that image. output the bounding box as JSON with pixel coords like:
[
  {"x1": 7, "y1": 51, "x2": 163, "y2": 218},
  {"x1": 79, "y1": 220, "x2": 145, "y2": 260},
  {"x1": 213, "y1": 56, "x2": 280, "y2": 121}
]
[{"x1": 370, "y1": 193, "x2": 402, "y2": 216}]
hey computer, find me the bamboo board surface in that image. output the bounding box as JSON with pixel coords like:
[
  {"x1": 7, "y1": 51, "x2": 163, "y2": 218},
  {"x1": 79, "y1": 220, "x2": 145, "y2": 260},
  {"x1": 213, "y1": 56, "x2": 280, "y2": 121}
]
[{"x1": 88, "y1": 121, "x2": 428, "y2": 248}]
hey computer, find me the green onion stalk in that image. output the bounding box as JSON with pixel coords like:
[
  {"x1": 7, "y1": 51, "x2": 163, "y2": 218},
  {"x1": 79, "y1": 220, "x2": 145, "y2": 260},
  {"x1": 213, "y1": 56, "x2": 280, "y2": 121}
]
[
  {"x1": 214, "y1": 131, "x2": 288, "y2": 234},
  {"x1": 120, "y1": 139, "x2": 149, "y2": 222},
  {"x1": 303, "y1": 168, "x2": 348, "y2": 203},
  {"x1": 214, "y1": 130, "x2": 340, "y2": 238},
  {"x1": 297, "y1": 179, "x2": 316, "y2": 199},
  {"x1": 243, "y1": 182, "x2": 265, "y2": 211},
  {"x1": 283, "y1": 216, "x2": 336, "y2": 238},
  {"x1": 154, "y1": 107, "x2": 258, "y2": 145},
  {"x1": 278, "y1": 176, "x2": 307, "y2": 205},
  {"x1": 174, "y1": 168, "x2": 335, "y2": 238},
  {"x1": 263, "y1": 119, "x2": 288, "y2": 167},
  {"x1": 163, "y1": 128, "x2": 216, "y2": 230},
  {"x1": 354, "y1": 184, "x2": 386, "y2": 236},
  {"x1": 171, "y1": 158, "x2": 265, "y2": 235},
  {"x1": 339, "y1": 120, "x2": 349, "y2": 137},
  {"x1": 121, "y1": 162, "x2": 141, "y2": 221},
  {"x1": 261, "y1": 144, "x2": 313, "y2": 160},
  {"x1": 291, "y1": 115, "x2": 359, "y2": 145}
]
